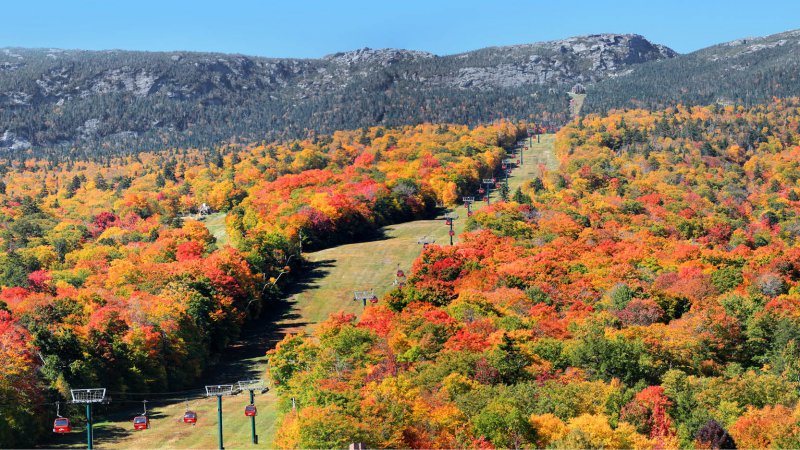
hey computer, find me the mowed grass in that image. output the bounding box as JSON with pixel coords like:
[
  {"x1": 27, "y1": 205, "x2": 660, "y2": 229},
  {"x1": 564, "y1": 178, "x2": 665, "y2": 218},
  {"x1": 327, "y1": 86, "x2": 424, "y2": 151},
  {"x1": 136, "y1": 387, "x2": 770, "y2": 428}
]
[
  {"x1": 42, "y1": 217, "x2": 469, "y2": 449},
  {"x1": 203, "y1": 212, "x2": 230, "y2": 247},
  {"x1": 568, "y1": 92, "x2": 587, "y2": 118},
  {"x1": 507, "y1": 133, "x2": 558, "y2": 194},
  {"x1": 42, "y1": 136, "x2": 557, "y2": 449}
]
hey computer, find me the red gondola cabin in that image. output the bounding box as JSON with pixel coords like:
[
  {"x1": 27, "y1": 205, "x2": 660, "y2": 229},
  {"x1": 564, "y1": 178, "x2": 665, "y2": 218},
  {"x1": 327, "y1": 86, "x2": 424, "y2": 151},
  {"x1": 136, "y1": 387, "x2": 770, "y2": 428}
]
[
  {"x1": 183, "y1": 411, "x2": 197, "y2": 424},
  {"x1": 396, "y1": 270, "x2": 405, "y2": 278},
  {"x1": 133, "y1": 415, "x2": 149, "y2": 430},
  {"x1": 245, "y1": 404, "x2": 257, "y2": 417},
  {"x1": 53, "y1": 418, "x2": 71, "y2": 433}
]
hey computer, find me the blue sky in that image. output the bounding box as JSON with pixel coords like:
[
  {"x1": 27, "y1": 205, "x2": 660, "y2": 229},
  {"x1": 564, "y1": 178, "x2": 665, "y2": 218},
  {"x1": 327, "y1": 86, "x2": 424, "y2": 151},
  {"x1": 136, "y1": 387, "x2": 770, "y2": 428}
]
[{"x1": 3, "y1": 0, "x2": 799, "y2": 57}]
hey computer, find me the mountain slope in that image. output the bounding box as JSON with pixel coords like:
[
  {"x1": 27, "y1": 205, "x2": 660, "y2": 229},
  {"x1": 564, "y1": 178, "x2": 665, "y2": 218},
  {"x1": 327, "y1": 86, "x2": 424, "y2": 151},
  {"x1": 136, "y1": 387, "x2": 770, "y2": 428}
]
[
  {"x1": 0, "y1": 34, "x2": 672, "y2": 156},
  {"x1": 584, "y1": 29, "x2": 800, "y2": 112}
]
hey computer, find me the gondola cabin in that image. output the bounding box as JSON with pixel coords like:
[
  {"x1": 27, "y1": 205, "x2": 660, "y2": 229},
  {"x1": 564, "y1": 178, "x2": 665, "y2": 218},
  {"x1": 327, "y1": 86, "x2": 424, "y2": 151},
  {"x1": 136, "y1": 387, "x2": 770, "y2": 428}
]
[
  {"x1": 370, "y1": 295, "x2": 379, "y2": 304},
  {"x1": 53, "y1": 418, "x2": 71, "y2": 433},
  {"x1": 183, "y1": 411, "x2": 198, "y2": 424},
  {"x1": 244, "y1": 404, "x2": 257, "y2": 417},
  {"x1": 396, "y1": 270, "x2": 405, "y2": 278},
  {"x1": 133, "y1": 415, "x2": 149, "y2": 430}
]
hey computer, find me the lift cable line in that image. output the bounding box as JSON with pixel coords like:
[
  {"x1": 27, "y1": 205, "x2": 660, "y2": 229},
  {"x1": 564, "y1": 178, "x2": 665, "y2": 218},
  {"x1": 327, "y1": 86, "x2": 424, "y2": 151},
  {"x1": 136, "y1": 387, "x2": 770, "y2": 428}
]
[
  {"x1": 43, "y1": 379, "x2": 271, "y2": 446},
  {"x1": 107, "y1": 387, "x2": 207, "y2": 396}
]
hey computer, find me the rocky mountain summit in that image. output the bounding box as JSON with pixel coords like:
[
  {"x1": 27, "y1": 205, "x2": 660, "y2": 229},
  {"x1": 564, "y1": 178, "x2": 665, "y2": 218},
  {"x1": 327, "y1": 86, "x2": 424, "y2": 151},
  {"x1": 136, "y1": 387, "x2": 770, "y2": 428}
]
[
  {"x1": 584, "y1": 28, "x2": 800, "y2": 113},
  {"x1": 1, "y1": 34, "x2": 676, "y2": 155}
]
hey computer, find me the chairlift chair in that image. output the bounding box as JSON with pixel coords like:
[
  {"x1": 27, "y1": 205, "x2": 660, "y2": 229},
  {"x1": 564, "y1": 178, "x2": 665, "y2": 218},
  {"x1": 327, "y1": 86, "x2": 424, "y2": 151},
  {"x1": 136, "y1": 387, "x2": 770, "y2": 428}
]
[
  {"x1": 183, "y1": 410, "x2": 198, "y2": 424},
  {"x1": 53, "y1": 402, "x2": 71, "y2": 433},
  {"x1": 133, "y1": 415, "x2": 149, "y2": 430},
  {"x1": 53, "y1": 417, "x2": 71, "y2": 434}
]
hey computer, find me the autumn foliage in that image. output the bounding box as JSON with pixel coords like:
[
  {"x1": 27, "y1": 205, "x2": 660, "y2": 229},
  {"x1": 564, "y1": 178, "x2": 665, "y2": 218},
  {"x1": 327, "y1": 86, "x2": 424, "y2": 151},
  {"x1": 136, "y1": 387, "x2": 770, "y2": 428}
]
[
  {"x1": 268, "y1": 99, "x2": 800, "y2": 448},
  {"x1": 0, "y1": 121, "x2": 522, "y2": 446}
]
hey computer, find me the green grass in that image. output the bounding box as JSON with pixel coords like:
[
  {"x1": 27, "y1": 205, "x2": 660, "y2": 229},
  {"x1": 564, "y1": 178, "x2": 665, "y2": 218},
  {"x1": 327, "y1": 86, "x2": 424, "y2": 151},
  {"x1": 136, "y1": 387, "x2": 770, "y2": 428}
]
[
  {"x1": 568, "y1": 92, "x2": 587, "y2": 118},
  {"x1": 507, "y1": 133, "x2": 558, "y2": 195},
  {"x1": 203, "y1": 212, "x2": 230, "y2": 247},
  {"x1": 42, "y1": 217, "x2": 466, "y2": 449},
  {"x1": 42, "y1": 136, "x2": 557, "y2": 449}
]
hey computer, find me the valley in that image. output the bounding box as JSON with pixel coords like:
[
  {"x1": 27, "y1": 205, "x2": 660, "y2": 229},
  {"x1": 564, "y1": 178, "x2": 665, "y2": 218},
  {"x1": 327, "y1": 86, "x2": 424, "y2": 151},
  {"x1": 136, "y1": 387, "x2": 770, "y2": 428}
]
[{"x1": 42, "y1": 133, "x2": 557, "y2": 448}]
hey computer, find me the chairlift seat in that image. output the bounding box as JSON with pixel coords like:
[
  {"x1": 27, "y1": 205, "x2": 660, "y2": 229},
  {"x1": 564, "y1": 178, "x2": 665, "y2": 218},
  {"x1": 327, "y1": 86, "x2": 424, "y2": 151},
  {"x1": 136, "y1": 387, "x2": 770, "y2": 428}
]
[
  {"x1": 133, "y1": 415, "x2": 149, "y2": 430},
  {"x1": 183, "y1": 411, "x2": 198, "y2": 424},
  {"x1": 53, "y1": 417, "x2": 71, "y2": 433}
]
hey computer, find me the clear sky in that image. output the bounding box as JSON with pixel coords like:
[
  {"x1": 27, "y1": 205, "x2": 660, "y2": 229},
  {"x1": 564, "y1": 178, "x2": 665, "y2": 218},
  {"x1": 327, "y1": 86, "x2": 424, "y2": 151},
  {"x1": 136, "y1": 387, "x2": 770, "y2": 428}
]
[{"x1": 3, "y1": 0, "x2": 799, "y2": 57}]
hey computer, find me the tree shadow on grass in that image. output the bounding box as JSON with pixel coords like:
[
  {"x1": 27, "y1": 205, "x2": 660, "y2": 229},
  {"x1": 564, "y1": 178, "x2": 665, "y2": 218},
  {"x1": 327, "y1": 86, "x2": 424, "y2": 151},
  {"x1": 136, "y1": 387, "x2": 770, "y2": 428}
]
[
  {"x1": 41, "y1": 423, "x2": 132, "y2": 448},
  {"x1": 204, "y1": 258, "x2": 335, "y2": 384}
]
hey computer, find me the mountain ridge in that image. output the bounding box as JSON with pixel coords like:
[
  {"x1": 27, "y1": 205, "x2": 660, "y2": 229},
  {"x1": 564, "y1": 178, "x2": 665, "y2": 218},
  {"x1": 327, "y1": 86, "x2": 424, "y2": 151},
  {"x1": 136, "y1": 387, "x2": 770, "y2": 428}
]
[
  {"x1": 5, "y1": 28, "x2": 800, "y2": 158},
  {"x1": 0, "y1": 33, "x2": 674, "y2": 156},
  {"x1": 584, "y1": 28, "x2": 800, "y2": 113}
]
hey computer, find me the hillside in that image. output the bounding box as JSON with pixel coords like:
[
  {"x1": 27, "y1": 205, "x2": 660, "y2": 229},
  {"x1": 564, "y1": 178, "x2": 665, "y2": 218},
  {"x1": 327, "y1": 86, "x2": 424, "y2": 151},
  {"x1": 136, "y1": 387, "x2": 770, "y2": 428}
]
[
  {"x1": 267, "y1": 98, "x2": 800, "y2": 449},
  {"x1": 585, "y1": 29, "x2": 800, "y2": 112},
  {"x1": 6, "y1": 28, "x2": 800, "y2": 159},
  {"x1": 0, "y1": 121, "x2": 523, "y2": 448},
  {"x1": 0, "y1": 34, "x2": 672, "y2": 156}
]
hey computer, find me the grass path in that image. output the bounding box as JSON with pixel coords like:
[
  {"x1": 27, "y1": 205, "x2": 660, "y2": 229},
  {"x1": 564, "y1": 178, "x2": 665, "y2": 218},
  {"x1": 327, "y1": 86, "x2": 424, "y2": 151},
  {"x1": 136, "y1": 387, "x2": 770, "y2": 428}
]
[
  {"x1": 568, "y1": 92, "x2": 587, "y2": 118},
  {"x1": 44, "y1": 136, "x2": 557, "y2": 449}
]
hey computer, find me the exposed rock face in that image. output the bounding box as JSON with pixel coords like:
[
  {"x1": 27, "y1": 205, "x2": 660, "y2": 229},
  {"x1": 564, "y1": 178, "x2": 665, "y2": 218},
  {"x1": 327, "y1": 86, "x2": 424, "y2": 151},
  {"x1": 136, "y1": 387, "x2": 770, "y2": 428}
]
[
  {"x1": 439, "y1": 34, "x2": 676, "y2": 89},
  {"x1": 0, "y1": 131, "x2": 31, "y2": 151},
  {"x1": 0, "y1": 34, "x2": 676, "y2": 153}
]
